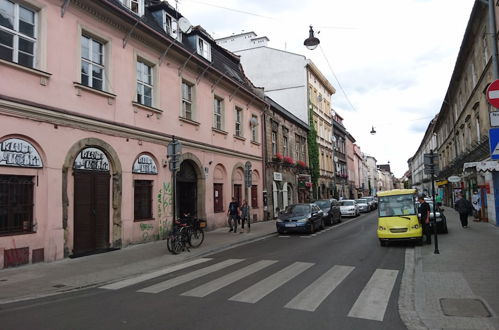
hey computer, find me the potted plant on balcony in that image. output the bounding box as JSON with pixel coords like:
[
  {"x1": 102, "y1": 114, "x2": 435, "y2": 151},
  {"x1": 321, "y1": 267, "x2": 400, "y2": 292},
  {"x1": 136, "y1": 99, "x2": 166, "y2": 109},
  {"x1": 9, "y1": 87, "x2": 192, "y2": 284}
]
[
  {"x1": 273, "y1": 152, "x2": 283, "y2": 162},
  {"x1": 296, "y1": 160, "x2": 307, "y2": 169},
  {"x1": 283, "y1": 156, "x2": 294, "y2": 166}
]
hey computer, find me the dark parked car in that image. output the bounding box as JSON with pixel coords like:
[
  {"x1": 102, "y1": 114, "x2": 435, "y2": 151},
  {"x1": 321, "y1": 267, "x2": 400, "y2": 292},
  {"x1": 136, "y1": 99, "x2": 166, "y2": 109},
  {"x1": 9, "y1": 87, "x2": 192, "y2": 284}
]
[
  {"x1": 276, "y1": 203, "x2": 324, "y2": 234},
  {"x1": 314, "y1": 199, "x2": 342, "y2": 226},
  {"x1": 416, "y1": 202, "x2": 448, "y2": 234}
]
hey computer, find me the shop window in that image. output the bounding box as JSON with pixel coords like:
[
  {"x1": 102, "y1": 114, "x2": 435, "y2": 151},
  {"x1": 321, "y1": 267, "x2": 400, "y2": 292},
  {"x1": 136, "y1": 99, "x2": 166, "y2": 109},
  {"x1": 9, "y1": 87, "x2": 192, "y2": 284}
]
[
  {"x1": 134, "y1": 180, "x2": 152, "y2": 220},
  {"x1": 0, "y1": 175, "x2": 34, "y2": 235}
]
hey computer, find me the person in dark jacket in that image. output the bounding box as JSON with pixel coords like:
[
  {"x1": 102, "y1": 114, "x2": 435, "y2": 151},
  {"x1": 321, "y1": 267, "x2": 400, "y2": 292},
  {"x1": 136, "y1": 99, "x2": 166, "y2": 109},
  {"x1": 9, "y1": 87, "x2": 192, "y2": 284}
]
[
  {"x1": 455, "y1": 193, "x2": 472, "y2": 228},
  {"x1": 418, "y1": 195, "x2": 431, "y2": 244}
]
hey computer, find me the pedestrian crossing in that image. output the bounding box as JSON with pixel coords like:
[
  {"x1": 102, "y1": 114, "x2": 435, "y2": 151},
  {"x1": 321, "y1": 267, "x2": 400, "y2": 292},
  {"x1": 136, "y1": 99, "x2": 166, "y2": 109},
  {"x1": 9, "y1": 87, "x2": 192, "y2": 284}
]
[{"x1": 100, "y1": 258, "x2": 399, "y2": 322}]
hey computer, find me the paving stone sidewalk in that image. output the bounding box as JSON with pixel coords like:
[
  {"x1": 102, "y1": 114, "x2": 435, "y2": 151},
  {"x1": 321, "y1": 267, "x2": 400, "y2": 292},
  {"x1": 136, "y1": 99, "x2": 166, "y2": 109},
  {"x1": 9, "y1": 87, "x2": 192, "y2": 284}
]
[{"x1": 0, "y1": 220, "x2": 277, "y2": 304}]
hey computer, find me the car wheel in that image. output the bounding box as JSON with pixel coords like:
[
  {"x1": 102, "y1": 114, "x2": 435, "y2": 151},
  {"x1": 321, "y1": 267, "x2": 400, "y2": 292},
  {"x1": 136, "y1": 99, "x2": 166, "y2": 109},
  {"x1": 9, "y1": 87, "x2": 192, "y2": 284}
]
[
  {"x1": 309, "y1": 222, "x2": 315, "y2": 234},
  {"x1": 442, "y1": 223, "x2": 448, "y2": 234},
  {"x1": 415, "y1": 238, "x2": 423, "y2": 246},
  {"x1": 320, "y1": 219, "x2": 325, "y2": 230},
  {"x1": 337, "y1": 215, "x2": 342, "y2": 223},
  {"x1": 277, "y1": 229, "x2": 285, "y2": 235},
  {"x1": 379, "y1": 239, "x2": 387, "y2": 247}
]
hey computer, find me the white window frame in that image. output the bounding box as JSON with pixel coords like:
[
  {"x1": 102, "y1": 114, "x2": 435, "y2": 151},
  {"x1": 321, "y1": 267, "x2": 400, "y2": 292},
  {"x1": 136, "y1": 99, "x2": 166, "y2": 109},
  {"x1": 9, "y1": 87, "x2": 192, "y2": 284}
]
[
  {"x1": 213, "y1": 96, "x2": 224, "y2": 130},
  {"x1": 119, "y1": 0, "x2": 144, "y2": 16},
  {"x1": 197, "y1": 36, "x2": 211, "y2": 61},
  {"x1": 283, "y1": 135, "x2": 288, "y2": 156},
  {"x1": 181, "y1": 80, "x2": 194, "y2": 120},
  {"x1": 136, "y1": 59, "x2": 153, "y2": 107},
  {"x1": 81, "y1": 34, "x2": 105, "y2": 90},
  {"x1": 271, "y1": 131, "x2": 277, "y2": 155},
  {"x1": 0, "y1": 0, "x2": 37, "y2": 68},
  {"x1": 251, "y1": 115, "x2": 258, "y2": 142},
  {"x1": 235, "y1": 106, "x2": 243, "y2": 137}
]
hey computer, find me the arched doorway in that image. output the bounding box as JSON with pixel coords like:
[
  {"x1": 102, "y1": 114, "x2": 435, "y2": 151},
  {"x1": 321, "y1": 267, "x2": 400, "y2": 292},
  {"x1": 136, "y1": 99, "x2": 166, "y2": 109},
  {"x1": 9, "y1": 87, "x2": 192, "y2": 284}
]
[
  {"x1": 73, "y1": 147, "x2": 111, "y2": 256},
  {"x1": 177, "y1": 160, "x2": 197, "y2": 217}
]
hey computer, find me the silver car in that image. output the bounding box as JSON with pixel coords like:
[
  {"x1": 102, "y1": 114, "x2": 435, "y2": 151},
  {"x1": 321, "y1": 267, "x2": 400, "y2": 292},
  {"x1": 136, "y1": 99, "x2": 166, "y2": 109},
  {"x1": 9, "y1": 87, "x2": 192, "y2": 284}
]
[
  {"x1": 355, "y1": 199, "x2": 369, "y2": 213},
  {"x1": 340, "y1": 199, "x2": 359, "y2": 217}
]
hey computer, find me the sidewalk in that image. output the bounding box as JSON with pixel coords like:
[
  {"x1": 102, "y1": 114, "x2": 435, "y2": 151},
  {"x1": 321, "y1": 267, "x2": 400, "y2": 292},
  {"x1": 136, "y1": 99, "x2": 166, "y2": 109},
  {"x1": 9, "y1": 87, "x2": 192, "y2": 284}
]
[
  {"x1": 405, "y1": 207, "x2": 499, "y2": 330},
  {"x1": 0, "y1": 220, "x2": 277, "y2": 304}
]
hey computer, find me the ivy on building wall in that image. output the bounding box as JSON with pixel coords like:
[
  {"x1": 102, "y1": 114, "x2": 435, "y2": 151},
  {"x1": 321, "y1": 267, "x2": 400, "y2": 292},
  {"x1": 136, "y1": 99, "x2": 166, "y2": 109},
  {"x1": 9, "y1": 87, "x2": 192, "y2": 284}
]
[{"x1": 307, "y1": 106, "x2": 320, "y2": 196}]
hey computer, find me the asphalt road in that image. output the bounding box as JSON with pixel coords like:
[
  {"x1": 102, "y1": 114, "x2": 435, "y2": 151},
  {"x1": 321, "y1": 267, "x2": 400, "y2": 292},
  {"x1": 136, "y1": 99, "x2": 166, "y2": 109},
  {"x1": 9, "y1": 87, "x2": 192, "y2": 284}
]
[{"x1": 0, "y1": 211, "x2": 408, "y2": 330}]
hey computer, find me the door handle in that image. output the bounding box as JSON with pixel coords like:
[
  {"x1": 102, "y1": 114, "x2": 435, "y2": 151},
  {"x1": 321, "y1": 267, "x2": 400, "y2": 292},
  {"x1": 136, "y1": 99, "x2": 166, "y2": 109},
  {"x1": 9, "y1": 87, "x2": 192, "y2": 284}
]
[{"x1": 92, "y1": 209, "x2": 96, "y2": 216}]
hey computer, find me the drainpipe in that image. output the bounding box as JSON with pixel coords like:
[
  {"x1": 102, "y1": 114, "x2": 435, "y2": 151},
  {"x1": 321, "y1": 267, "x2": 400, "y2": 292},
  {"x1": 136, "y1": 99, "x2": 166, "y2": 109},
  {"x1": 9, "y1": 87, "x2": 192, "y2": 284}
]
[{"x1": 488, "y1": 0, "x2": 499, "y2": 79}]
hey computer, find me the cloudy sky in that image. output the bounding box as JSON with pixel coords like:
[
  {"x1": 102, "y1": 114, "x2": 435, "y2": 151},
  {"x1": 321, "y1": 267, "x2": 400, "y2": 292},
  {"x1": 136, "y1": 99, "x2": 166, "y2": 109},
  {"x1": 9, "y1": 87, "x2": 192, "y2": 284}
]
[{"x1": 175, "y1": 0, "x2": 475, "y2": 177}]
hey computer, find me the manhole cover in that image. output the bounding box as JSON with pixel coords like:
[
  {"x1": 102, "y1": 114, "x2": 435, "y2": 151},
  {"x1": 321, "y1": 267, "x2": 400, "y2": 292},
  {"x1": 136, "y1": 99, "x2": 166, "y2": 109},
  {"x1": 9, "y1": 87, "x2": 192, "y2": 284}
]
[{"x1": 440, "y1": 298, "x2": 491, "y2": 317}]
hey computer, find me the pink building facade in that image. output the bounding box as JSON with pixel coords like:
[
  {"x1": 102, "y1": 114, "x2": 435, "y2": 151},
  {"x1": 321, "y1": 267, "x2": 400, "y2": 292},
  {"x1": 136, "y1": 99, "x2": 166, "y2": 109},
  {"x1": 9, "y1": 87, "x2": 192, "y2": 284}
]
[{"x1": 0, "y1": 0, "x2": 265, "y2": 267}]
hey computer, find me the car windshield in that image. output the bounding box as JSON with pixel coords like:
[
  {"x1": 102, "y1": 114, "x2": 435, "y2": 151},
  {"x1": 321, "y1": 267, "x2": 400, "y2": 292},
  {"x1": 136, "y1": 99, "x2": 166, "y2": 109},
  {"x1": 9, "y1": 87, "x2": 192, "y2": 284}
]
[
  {"x1": 340, "y1": 200, "x2": 354, "y2": 206},
  {"x1": 378, "y1": 194, "x2": 416, "y2": 217},
  {"x1": 356, "y1": 199, "x2": 367, "y2": 204},
  {"x1": 314, "y1": 201, "x2": 330, "y2": 209},
  {"x1": 283, "y1": 204, "x2": 310, "y2": 216}
]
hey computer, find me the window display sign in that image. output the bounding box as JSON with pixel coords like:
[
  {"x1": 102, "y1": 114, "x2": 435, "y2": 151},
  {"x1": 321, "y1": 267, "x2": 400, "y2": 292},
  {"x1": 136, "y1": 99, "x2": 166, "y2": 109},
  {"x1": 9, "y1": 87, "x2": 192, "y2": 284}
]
[
  {"x1": 132, "y1": 154, "x2": 158, "y2": 174},
  {"x1": 74, "y1": 147, "x2": 110, "y2": 171},
  {"x1": 0, "y1": 138, "x2": 43, "y2": 168}
]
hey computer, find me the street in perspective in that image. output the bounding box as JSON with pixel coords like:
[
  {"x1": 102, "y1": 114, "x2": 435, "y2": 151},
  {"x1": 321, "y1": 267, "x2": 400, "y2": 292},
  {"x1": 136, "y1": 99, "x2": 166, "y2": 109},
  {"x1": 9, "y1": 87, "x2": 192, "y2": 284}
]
[{"x1": 1, "y1": 0, "x2": 499, "y2": 329}]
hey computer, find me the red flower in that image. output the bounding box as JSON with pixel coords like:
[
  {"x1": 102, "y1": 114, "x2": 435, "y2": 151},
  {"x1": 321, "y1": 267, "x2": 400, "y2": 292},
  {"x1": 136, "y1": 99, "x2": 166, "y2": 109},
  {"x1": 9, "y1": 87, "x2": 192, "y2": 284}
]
[
  {"x1": 296, "y1": 160, "x2": 307, "y2": 168},
  {"x1": 283, "y1": 156, "x2": 294, "y2": 164},
  {"x1": 274, "y1": 153, "x2": 283, "y2": 160}
]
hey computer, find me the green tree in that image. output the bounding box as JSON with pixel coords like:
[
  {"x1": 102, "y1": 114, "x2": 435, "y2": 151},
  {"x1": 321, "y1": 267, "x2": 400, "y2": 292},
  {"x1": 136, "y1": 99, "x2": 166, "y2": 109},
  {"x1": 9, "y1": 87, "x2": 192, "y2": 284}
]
[{"x1": 307, "y1": 106, "x2": 320, "y2": 199}]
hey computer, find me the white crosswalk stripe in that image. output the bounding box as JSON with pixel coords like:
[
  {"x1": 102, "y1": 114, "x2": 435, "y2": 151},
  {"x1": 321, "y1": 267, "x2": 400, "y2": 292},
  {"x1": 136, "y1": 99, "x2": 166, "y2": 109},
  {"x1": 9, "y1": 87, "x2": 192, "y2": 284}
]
[
  {"x1": 111, "y1": 257, "x2": 398, "y2": 321},
  {"x1": 284, "y1": 265, "x2": 355, "y2": 312},
  {"x1": 137, "y1": 259, "x2": 244, "y2": 294},
  {"x1": 100, "y1": 258, "x2": 212, "y2": 290},
  {"x1": 347, "y1": 269, "x2": 399, "y2": 321},
  {"x1": 229, "y1": 262, "x2": 314, "y2": 304},
  {"x1": 181, "y1": 260, "x2": 277, "y2": 298}
]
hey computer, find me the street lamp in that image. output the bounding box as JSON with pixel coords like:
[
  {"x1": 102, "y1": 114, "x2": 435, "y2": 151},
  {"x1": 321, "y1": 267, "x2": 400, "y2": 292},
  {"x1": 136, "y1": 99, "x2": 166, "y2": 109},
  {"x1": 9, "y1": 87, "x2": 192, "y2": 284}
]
[{"x1": 304, "y1": 25, "x2": 320, "y2": 50}]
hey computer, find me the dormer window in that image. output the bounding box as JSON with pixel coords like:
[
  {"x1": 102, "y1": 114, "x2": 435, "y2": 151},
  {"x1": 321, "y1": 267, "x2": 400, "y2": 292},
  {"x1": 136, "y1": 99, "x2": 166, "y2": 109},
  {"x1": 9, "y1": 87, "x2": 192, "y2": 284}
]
[
  {"x1": 163, "y1": 13, "x2": 179, "y2": 40},
  {"x1": 119, "y1": 0, "x2": 144, "y2": 16},
  {"x1": 197, "y1": 37, "x2": 211, "y2": 61}
]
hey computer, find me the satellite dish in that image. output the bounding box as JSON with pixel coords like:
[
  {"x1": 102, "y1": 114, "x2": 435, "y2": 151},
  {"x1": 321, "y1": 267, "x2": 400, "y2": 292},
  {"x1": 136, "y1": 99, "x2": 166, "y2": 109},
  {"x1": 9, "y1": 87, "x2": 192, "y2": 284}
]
[{"x1": 178, "y1": 17, "x2": 192, "y2": 34}]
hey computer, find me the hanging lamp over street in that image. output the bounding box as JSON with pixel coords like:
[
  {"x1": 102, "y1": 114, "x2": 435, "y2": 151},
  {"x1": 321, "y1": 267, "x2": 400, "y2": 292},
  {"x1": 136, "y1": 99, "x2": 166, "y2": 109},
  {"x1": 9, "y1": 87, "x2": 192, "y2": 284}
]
[{"x1": 304, "y1": 25, "x2": 320, "y2": 50}]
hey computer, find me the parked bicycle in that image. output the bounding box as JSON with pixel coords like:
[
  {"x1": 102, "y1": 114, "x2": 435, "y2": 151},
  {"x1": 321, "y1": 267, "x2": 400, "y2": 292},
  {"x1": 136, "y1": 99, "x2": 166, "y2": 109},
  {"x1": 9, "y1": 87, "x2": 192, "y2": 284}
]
[{"x1": 167, "y1": 216, "x2": 206, "y2": 254}]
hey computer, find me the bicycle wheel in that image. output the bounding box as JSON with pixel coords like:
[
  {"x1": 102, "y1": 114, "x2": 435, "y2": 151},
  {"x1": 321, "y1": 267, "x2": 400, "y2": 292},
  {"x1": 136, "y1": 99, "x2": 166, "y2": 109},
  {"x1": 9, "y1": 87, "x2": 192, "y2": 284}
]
[
  {"x1": 188, "y1": 228, "x2": 204, "y2": 248},
  {"x1": 168, "y1": 234, "x2": 182, "y2": 254}
]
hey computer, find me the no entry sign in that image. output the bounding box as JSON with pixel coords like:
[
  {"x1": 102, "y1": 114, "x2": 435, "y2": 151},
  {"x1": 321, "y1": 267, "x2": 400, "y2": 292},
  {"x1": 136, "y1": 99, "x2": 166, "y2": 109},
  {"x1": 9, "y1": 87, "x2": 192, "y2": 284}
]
[{"x1": 487, "y1": 80, "x2": 499, "y2": 108}]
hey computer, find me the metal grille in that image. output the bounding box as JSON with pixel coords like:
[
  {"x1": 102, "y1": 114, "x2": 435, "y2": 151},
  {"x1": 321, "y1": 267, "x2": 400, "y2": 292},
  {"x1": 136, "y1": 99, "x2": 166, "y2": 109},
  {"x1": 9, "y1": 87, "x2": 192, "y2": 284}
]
[
  {"x1": 0, "y1": 175, "x2": 34, "y2": 235},
  {"x1": 390, "y1": 228, "x2": 408, "y2": 233}
]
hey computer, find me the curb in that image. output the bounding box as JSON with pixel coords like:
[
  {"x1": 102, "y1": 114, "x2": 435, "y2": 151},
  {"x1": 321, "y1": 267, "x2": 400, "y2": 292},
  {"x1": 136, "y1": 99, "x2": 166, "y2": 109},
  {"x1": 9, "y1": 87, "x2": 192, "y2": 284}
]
[
  {"x1": 0, "y1": 230, "x2": 277, "y2": 306},
  {"x1": 398, "y1": 247, "x2": 428, "y2": 330}
]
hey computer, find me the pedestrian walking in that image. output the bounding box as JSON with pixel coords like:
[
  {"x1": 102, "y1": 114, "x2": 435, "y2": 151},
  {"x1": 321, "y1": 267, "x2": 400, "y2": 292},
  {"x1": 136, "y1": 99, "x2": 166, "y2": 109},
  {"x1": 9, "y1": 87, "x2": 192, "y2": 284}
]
[
  {"x1": 227, "y1": 197, "x2": 240, "y2": 233},
  {"x1": 472, "y1": 190, "x2": 481, "y2": 222},
  {"x1": 240, "y1": 200, "x2": 250, "y2": 233},
  {"x1": 417, "y1": 195, "x2": 432, "y2": 244},
  {"x1": 455, "y1": 193, "x2": 473, "y2": 228}
]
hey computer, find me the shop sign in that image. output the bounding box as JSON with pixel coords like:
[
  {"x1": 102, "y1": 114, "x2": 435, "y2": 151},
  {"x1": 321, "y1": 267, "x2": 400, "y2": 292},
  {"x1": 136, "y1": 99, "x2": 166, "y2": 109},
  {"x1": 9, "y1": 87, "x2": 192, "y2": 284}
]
[
  {"x1": 448, "y1": 175, "x2": 461, "y2": 183},
  {"x1": 132, "y1": 154, "x2": 158, "y2": 174},
  {"x1": 0, "y1": 138, "x2": 43, "y2": 168},
  {"x1": 273, "y1": 172, "x2": 282, "y2": 181},
  {"x1": 74, "y1": 147, "x2": 109, "y2": 171},
  {"x1": 436, "y1": 180, "x2": 448, "y2": 186}
]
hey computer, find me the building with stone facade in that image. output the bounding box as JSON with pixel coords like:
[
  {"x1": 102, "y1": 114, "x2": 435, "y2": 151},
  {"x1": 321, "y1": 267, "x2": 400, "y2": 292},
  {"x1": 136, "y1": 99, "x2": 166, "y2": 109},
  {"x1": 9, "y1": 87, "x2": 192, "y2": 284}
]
[
  {"x1": 364, "y1": 155, "x2": 378, "y2": 196},
  {"x1": 332, "y1": 112, "x2": 348, "y2": 198},
  {"x1": 0, "y1": 0, "x2": 266, "y2": 267},
  {"x1": 411, "y1": 0, "x2": 499, "y2": 225},
  {"x1": 264, "y1": 97, "x2": 309, "y2": 219}
]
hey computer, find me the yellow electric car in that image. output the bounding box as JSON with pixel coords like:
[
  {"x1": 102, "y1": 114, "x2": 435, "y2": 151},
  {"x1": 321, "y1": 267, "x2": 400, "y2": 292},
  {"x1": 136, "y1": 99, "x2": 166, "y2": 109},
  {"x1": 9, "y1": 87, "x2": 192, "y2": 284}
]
[{"x1": 377, "y1": 189, "x2": 422, "y2": 246}]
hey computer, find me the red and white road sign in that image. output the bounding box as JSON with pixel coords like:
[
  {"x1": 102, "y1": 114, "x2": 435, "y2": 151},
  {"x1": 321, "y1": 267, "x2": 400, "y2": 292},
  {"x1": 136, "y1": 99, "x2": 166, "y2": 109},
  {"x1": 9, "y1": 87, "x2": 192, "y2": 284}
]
[{"x1": 487, "y1": 79, "x2": 499, "y2": 108}]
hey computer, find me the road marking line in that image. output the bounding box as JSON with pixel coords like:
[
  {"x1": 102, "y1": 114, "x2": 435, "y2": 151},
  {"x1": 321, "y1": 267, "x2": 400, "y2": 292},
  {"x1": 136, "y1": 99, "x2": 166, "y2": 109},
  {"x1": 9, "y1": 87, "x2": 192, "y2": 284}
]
[
  {"x1": 99, "y1": 258, "x2": 213, "y2": 290},
  {"x1": 229, "y1": 262, "x2": 314, "y2": 303},
  {"x1": 347, "y1": 269, "x2": 399, "y2": 321},
  {"x1": 284, "y1": 265, "x2": 355, "y2": 312},
  {"x1": 137, "y1": 259, "x2": 244, "y2": 294},
  {"x1": 181, "y1": 260, "x2": 277, "y2": 297}
]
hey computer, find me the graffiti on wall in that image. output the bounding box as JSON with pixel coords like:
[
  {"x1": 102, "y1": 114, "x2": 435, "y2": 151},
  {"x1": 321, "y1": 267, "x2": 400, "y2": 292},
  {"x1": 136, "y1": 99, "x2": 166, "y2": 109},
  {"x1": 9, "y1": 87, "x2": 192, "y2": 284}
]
[
  {"x1": 139, "y1": 223, "x2": 154, "y2": 242},
  {"x1": 157, "y1": 181, "x2": 173, "y2": 239}
]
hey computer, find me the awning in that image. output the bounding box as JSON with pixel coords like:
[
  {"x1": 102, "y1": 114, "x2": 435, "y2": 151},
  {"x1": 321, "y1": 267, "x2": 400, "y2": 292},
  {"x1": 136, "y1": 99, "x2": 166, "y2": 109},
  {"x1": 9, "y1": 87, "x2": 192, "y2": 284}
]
[
  {"x1": 463, "y1": 160, "x2": 499, "y2": 172},
  {"x1": 436, "y1": 180, "x2": 448, "y2": 186}
]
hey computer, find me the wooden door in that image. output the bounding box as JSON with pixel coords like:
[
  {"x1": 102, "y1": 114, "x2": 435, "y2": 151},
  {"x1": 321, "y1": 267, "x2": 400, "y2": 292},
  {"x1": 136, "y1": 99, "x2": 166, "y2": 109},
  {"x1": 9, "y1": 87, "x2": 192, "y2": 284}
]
[{"x1": 74, "y1": 171, "x2": 110, "y2": 255}]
